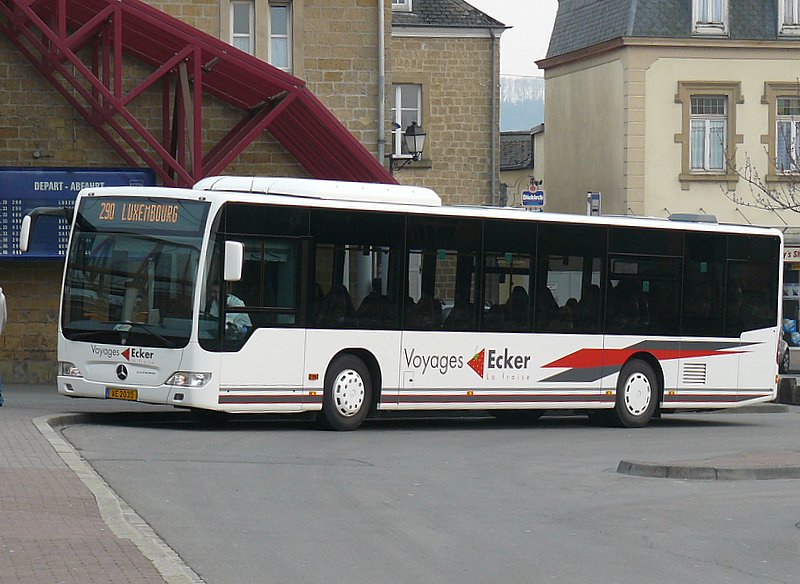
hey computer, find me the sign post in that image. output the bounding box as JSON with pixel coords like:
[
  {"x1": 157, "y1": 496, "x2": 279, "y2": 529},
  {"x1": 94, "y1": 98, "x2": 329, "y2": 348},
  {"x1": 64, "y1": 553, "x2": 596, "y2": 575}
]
[
  {"x1": 587, "y1": 191, "x2": 601, "y2": 216},
  {"x1": 522, "y1": 178, "x2": 545, "y2": 212}
]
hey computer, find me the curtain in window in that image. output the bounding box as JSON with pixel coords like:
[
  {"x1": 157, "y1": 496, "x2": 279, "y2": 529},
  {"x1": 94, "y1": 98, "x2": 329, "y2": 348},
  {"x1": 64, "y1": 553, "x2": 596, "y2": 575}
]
[
  {"x1": 270, "y1": 5, "x2": 289, "y2": 69},
  {"x1": 232, "y1": 2, "x2": 253, "y2": 55},
  {"x1": 690, "y1": 119, "x2": 725, "y2": 171},
  {"x1": 690, "y1": 119, "x2": 706, "y2": 170},
  {"x1": 777, "y1": 120, "x2": 800, "y2": 172},
  {"x1": 698, "y1": 0, "x2": 723, "y2": 22},
  {"x1": 708, "y1": 119, "x2": 725, "y2": 171},
  {"x1": 785, "y1": 0, "x2": 799, "y2": 24}
]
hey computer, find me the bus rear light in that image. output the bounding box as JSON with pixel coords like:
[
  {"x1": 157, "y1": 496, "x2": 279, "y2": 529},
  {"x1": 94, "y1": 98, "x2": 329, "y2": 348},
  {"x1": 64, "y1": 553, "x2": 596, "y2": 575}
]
[
  {"x1": 59, "y1": 361, "x2": 83, "y2": 377},
  {"x1": 167, "y1": 371, "x2": 212, "y2": 388}
]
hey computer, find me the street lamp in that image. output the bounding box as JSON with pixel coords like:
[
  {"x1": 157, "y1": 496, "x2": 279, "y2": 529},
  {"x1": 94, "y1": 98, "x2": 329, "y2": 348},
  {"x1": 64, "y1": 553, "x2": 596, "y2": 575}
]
[{"x1": 389, "y1": 121, "x2": 426, "y2": 174}]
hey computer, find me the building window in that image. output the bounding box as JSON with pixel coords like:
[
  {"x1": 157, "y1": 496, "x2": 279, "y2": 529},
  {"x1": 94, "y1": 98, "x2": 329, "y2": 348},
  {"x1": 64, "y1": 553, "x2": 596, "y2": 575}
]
[
  {"x1": 690, "y1": 96, "x2": 727, "y2": 172},
  {"x1": 226, "y1": 0, "x2": 292, "y2": 71},
  {"x1": 269, "y1": 3, "x2": 291, "y2": 71},
  {"x1": 693, "y1": 0, "x2": 728, "y2": 35},
  {"x1": 780, "y1": 0, "x2": 800, "y2": 35},
  {"x1": 231, "y1": 1, "x2": 254, "y2": 55},
  {"x1": 763, "y1": 83, "x2": 800, "y2": 181},
  {"x1": 391, "y1": 84, "x2": 422, "y2": 155},
  {"x1": 391, "y1": 0, "x2": 412, "y2": 12},
  {"x1": 675, "y1": 81, "x2": 742, "y2": 189},
  {"x1": 776, "y1": 97, "x2": 800, "y2": 173}
]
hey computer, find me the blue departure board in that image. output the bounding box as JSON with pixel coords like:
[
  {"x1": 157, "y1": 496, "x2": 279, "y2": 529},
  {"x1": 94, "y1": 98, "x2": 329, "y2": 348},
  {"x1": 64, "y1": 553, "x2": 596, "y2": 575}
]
[{"x1": 0, "y1": 168, "x2": 156, "y2": 260}]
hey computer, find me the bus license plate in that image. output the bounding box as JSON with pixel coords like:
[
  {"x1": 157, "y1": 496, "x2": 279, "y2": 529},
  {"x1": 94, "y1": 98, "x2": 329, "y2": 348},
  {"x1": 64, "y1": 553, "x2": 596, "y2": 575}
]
[{"x1": 106, "y1": 387, "x2": 138, "y2": 401}]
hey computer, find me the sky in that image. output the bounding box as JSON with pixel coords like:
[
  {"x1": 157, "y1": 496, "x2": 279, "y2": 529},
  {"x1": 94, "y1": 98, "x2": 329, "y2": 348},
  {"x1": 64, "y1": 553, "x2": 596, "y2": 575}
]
[{"x1": 466, "y1": 0, "x2": 559, "y2": 78}]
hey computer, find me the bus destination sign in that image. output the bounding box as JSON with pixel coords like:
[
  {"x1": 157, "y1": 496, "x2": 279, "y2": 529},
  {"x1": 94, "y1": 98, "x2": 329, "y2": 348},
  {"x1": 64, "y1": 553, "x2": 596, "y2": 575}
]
[{"x1": 81, "y1": 196, "x2": 209, "y2": 234}]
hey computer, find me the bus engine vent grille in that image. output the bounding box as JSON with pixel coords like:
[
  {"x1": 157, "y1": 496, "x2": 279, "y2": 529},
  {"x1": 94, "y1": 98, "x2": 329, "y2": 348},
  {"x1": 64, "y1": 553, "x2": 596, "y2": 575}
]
[{"x1": 682, "y1": 363, "x2": 707, "y2": 385}]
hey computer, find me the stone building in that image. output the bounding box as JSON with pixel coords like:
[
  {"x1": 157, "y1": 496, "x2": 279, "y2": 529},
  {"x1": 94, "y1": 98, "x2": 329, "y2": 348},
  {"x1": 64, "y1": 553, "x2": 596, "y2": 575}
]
[{"x1": 0, "y1": 0, "x2": 504, "y2": 382}]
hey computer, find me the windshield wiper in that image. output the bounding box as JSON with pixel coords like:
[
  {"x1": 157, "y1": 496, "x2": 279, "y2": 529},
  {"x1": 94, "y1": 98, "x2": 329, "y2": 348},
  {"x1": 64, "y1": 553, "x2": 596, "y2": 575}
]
[
  {"x1": 68, "y1": 330, "x2": 109, "y2": 341},
  {"x1": 114, "y1": 321, "x2": 177, "y2": 348}
]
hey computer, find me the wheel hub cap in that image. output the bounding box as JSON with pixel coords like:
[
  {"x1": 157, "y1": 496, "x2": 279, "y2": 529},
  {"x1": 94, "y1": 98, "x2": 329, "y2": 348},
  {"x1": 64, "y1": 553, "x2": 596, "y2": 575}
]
[
  {"x1": 333, "y1": 369, "x2": 365, "y2": 417},
  {"x1": 623, "y1": 372, "x2": 651, "y2": 416}
]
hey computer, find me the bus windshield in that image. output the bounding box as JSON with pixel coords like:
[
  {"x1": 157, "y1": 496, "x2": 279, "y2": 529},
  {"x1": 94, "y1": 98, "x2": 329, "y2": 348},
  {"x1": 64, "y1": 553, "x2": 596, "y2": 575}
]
[{"x1": 61, "y1": 196, "x2": 210, "y2": 347}]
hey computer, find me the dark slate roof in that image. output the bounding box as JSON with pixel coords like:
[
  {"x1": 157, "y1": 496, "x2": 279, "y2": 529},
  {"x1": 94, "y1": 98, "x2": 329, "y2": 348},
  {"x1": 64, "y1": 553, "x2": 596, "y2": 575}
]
[
  {"x1": 392, "y1": 0, "x2": 506, "y2": 29},
  {"x1": 546, "y1": 0, "x2": 631, "y2": 58},
  {"x1": 547, "y1": 0, "x2": 782, "y2": 60},
  {"x1": 500, "y1": 131, "x2": 533, "y2": 171}
]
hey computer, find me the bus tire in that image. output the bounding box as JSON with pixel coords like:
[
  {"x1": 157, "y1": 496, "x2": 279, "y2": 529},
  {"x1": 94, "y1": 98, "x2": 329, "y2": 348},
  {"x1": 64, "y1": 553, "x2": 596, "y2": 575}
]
[
  {"x1": 613, "y1": 359, "x2": 658, "y2": 428},
  {"x1": 320, "y1": 355, "x2": 372, "y2": 431}
]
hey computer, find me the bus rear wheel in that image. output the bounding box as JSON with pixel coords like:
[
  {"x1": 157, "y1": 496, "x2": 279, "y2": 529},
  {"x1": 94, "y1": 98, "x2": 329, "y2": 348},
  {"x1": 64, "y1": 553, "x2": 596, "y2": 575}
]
[
  {"x1": 613, "y1": 359, "x2": 658, "y2": 428},
  {"x1": 320, "y1": 355, "x2": 372, "y2": 431}
]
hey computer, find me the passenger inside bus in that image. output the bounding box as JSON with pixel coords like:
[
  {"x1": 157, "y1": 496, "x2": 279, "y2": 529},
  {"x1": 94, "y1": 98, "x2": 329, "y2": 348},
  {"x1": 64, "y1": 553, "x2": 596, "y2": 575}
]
[
  {"x1": 317, "y1": 284, "x2": 356, "y2": 327},
  {"x1": 406, "y1": 291, "x2": 442, "y2": 330},
  {"x1": 443, "y1": 290, "x2": 474, "y2": 330},
  {"x1": 534, "y1": 284, "x2": 559, "y2": 330},
  {"x1": 209, "y1": 282, "x2": 252, "y2": 334},
  {"x1": 356, "y1": 279, "x2": 393, "y2": 328},
  {"x1": 577, "y1": 284, "x2": 601, "y2": 331},
  {"x1": 507, "y1": 285, "x2": 530, "y2": 330}
]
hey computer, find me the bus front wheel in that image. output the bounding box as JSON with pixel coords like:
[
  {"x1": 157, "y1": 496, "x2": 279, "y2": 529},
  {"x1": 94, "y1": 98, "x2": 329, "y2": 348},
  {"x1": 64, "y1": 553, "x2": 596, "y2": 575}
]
[
  {"x1": 320, "y1": 355, "x2": 372, "y2": 431},
  {"x1": 613, "y1": 359, "x2": 658, "y2": 428}
]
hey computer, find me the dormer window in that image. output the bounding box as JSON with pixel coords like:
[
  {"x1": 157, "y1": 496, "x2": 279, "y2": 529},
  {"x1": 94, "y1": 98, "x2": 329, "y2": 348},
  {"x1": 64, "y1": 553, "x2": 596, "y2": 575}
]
[
  {"x1": 780, "y1": 0, "x2": 800, "y2": 35},
  {"x1": 391, "y1": 0, "x2": 412, "y2": 12},
  {"x1": 693, "y1": 0, "x2": 728, "y2": 36}
]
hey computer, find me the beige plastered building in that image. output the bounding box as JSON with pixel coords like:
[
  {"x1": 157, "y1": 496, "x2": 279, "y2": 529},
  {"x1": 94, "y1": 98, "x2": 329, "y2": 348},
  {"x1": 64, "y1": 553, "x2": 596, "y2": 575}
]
[{"x1": 539, "y1": 0, "x2": 800, "y2": 228}]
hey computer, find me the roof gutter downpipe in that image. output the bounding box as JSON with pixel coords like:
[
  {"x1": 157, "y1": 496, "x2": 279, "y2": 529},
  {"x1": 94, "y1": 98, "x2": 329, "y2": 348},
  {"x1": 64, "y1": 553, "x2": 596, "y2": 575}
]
[
  {"x1": 377, "y1": 0, "x2": 386, "y2": 170},
  {"x1": 490, "y1": 27, "x2": 498, "y2": 206}
]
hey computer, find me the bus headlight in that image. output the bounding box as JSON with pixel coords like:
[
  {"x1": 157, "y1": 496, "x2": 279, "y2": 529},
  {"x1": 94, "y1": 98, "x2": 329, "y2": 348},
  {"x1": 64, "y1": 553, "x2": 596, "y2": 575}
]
[
  {"x1": 167, "y1": 371, "x2": 212, "y2": 388},
  {"x1": 59, "y1": 361, "x2": 83, "y2": 377}
]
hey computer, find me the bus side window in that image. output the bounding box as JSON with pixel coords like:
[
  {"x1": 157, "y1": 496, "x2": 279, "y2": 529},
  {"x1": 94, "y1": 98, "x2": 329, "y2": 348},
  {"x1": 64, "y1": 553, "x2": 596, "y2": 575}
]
[
  {"x1": 536, "y1": 224, "x2": 605, "y2": 334},
  {"x1": 482, "y1": 220, "x2": 534, "y2": 333},
  {"x1": 406, "y1": 216, "x2": 481, "y2": 332}
]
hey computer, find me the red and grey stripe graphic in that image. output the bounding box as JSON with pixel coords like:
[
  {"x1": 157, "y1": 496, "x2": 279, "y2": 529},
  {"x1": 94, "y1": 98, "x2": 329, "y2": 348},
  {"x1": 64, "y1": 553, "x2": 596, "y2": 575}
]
[
  {"x1": 395, "y1": 391, "x2": 615, "y2": 405},
  {"x1": 218, "y1": 392, "x2": 323, "y2": 405},
  {"x1": 539, "y1": 340, "x2": 754, "y2": 383}
]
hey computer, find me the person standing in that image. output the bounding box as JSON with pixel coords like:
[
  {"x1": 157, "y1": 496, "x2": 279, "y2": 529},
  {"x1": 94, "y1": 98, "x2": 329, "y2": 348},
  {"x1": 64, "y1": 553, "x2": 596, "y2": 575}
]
[{"x1": 0, "y1": 285, "x2": 6, "y2": 406}]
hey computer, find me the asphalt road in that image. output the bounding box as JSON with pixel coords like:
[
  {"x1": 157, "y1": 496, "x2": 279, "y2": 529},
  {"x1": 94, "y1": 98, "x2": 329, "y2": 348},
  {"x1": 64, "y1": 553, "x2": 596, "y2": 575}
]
[{"x1": 58, "y1": 406, "x2": 800, "y2": 584}]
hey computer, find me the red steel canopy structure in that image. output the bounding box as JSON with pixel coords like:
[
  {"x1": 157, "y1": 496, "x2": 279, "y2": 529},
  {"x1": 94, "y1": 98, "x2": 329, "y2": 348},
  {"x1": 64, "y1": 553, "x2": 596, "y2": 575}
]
[{"x1": 0, "y1": 0, "x2": 395, "y2": 186}]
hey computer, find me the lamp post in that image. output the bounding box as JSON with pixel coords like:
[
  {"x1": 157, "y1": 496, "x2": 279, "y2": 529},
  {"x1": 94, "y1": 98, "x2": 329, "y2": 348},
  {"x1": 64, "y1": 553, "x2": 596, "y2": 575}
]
[{"x1": 389, "y1": 121, "x2": 426, "y2": 175}]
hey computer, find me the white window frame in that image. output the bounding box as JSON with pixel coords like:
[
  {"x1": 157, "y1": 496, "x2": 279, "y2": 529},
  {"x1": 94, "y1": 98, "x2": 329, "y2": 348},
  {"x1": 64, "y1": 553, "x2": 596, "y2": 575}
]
[
  {"x1": 230, "y1": 0, "x2": 255, "y2": 56},
  {"x1": 780, "y1": 0, "x2": 800, "y2": 35},
  {"x1": 777, "y1": 97, "x2": 800, "y2": 173},
  {"x1": 690, "y1": 96, "x2": 727, "y2": 173},
  {"x1": 693, "y1": 0, "x2": 728, "y2": 36},
  {"x1": 391, "y1": 84, "x2": 422, "y2": 155},
  {"x1": 268, "y1": 2, "x2": 292, "y2": 72},
  {"x1": 391, "y1": 0, "x2": 412, "y2": 12}
]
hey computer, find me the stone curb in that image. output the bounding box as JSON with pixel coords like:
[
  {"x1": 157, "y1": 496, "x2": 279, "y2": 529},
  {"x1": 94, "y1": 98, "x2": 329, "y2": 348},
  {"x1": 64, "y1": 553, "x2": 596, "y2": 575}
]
[
  {"x1": 617, "y1": 459, "x2": 800, "y2": 480},
  {"x1": 34, "y1": 413, "x2": 205, "y2": 584}
]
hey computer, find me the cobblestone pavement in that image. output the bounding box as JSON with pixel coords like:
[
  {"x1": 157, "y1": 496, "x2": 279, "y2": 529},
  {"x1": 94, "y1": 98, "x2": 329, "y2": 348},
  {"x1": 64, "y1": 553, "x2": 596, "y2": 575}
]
[{"x1": 0, "y1": 385, "x2": 200, "y2": 584}]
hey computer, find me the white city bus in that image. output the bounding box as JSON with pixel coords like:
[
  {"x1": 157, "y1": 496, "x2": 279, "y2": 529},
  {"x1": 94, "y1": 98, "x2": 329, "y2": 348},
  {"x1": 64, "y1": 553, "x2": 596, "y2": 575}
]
[{"x1": 20, "y1": 176, "x2": 783, "y2": 430}]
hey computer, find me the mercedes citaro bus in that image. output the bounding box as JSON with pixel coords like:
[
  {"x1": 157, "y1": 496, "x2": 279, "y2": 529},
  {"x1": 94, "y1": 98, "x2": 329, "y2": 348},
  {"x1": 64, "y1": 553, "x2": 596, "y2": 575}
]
[{"x1": 19, "y1": 176, "x2": 783, "y2": 430}]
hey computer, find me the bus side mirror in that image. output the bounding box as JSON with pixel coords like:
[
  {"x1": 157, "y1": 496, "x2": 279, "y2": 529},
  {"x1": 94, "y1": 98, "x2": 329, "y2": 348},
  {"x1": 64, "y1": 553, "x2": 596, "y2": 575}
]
[
  {"x1": 18, "y1": 206, "x2": 74, "y2": 253},
  {"x1": 224, "y1": 241, "x2": 244, "y2": 282},
  {"x1": 19, "y1": 215, "x2": 32, "y2": 253}
]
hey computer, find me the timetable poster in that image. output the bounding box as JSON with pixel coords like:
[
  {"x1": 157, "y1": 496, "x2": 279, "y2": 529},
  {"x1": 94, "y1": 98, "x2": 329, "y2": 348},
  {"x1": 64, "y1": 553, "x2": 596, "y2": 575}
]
[{"x1": 0, "y1": 168, "x2": 155, "y2": 260}]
